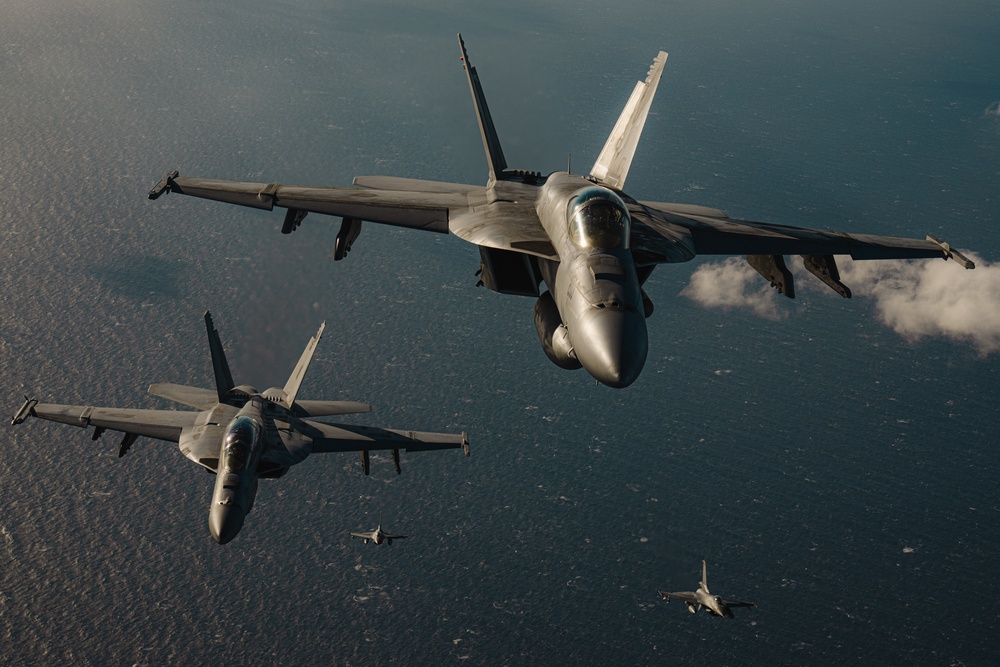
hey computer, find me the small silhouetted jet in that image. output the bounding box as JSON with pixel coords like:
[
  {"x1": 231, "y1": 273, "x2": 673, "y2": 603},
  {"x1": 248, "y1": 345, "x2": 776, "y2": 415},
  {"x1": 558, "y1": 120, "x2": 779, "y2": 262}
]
[
  {"x1": 11, "y1": 312, "x2": 469, "y2": 544},
  {"x1": 658, "y1": 561, "x2": 756, "y2": 618},
  {"x1": 150, "y1": 35, "x2": 974, "y2": 388},
  {"x1": 351, "y1": 515, "x2": 407, "y2": 545}
]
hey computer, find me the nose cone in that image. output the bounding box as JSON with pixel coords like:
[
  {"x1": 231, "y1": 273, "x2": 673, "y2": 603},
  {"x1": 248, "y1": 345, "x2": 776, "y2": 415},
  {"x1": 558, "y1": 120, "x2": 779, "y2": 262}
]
[
  {"x1": 572, "y1": 307, "x2": 648, "y2": 388},
  {"x1": 209, "y1": 505, "x2": 247, "y2": 545}
]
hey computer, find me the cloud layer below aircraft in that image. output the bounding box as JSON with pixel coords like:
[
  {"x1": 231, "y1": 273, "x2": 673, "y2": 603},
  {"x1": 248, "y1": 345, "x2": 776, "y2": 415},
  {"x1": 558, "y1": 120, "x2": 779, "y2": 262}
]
[{"x1": 681, "y1": 254, "x2": 1000, "y2": 355}]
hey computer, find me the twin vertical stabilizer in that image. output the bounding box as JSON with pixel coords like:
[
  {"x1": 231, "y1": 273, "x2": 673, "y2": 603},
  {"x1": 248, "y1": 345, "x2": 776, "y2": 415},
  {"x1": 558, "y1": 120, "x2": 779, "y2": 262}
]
[
  {"x1": 205, "y1": 311, "x2": 235, "y2": 402},
  {"x1": 458, "y1": 34, "x2": 665, "y2": 193},
  {"x1": 590, "y1": 51, "x2": 668, "y2": 191},
  {"x1": 204, "y1": 312, "x2": 325, "y2": 409},
  {"x1": 281, "y1": 322, "x2": 326, "y2": 407},
  {"x1": 458, "y1": 34, "x2": 508, "y2": 183}
]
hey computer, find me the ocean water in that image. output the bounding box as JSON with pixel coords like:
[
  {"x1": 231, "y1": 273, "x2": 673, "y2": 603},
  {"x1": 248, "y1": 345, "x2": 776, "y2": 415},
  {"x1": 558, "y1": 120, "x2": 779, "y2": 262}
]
[{"x1": 1, "y1": 1, "x2": 999, "y2": 665}]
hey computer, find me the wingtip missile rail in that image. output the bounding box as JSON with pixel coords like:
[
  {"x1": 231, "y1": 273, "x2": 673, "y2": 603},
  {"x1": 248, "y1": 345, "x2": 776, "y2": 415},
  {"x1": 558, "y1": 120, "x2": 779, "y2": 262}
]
[
  {"x1": 927, "y1": 235, "x2": 975, "y2": 270},
  {"x1": 148, "y1": 170, "x2": 179, "y2": 200},
  {"x1": 11, "y1": 396, "x2": 37, "y2": 426}
]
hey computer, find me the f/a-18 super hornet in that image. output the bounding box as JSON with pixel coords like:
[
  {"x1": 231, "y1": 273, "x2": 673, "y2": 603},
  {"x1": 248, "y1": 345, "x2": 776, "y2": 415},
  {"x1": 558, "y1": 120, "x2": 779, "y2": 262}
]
[
  {"x1": 350, "y1": 514, "x2": 407, "y2": 545},
  {"x1": 658, "y1": 561, "x2": 756, "y2": 619},
  {"x1": 11, "y1": 313, "x2": 469, "y2": 544},
  {"x1": 148, "y1": 35, "x2": 975, "y2": 388}
]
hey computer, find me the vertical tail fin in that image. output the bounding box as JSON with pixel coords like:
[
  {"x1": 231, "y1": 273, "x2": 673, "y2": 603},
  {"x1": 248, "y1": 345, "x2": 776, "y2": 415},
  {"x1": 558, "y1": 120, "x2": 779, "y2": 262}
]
[
  {"x1": 700, "y1": 560, "x2": 709, "y2": 592},
  {"x1": 458, "y1": 34, "x2": 507, "y2": 182},
  {"x1": 281, "y1": 321, "x2": 326, "y2": 408},
  {"x1": 205, "y1": 311, "x2": 235, "y2": 402},
  {"x1": 590, "y1": 51, "x2": 668, "y2": 190}
]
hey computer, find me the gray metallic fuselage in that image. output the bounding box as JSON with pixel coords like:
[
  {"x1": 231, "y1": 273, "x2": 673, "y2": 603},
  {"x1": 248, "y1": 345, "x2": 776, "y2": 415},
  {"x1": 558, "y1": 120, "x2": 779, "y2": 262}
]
[
  {"x1": 693, "y1": 587, "x2": 727, "y2": 617},
  {"x1": 149, "y1": 39, "x2": 977, "y2": 391},
  {"x1": 12, "y1": 312, "x2": 472, "y2": 545},
  {"x1": 533, "y1": 172, "x2": 648, "y2": 388},
  {"x1": 209, "y1": 400, "x2": 266, "y2": 544}
]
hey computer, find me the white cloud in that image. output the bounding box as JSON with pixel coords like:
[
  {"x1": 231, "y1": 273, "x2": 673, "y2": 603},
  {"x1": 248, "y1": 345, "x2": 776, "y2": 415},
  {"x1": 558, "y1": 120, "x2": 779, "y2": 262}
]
[
  {"x1": 681, "y1": 253, "x2": 1000, "y2": 355},
  {"x1": 680, "y1": 257, "x2": 784, "y2": 321},
  {"x1": 838, "y1": 254, "x2": 1000, "y2": 355}
]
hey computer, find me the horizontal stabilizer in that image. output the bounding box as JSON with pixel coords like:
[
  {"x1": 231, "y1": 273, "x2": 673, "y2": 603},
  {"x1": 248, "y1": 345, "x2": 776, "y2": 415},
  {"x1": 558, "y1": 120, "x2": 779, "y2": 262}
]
[
  {"x1": 292, "y1": 400, "x2": 372, "y2": 418},
  {"x1": 148, "y1": 383, "x2": 219, "y2": 410}
]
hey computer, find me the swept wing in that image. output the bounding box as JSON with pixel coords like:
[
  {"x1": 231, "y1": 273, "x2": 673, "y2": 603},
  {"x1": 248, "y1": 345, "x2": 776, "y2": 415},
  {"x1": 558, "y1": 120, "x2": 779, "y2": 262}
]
[
  {"x1": 24, "y1": 403, "x2": 198, "y2": 442},
  {"x1": 150, "y1": 172, "x2": 559, "y2": 260},
  {"x1": 304, "y1": 421, "x2": 469, "y2": 455},
  {"x1": 150, "y1": 174, "x2": 462, "y2": 233},
  {"x1": 637, "y1": 201, "x2": 973, "y2": 263},
  {"x1": 658, "y1": 590, "x2": 698, "y2": 603},
  {"x1": 14, "y1": 399, "x2": 215, "y2": 464}
]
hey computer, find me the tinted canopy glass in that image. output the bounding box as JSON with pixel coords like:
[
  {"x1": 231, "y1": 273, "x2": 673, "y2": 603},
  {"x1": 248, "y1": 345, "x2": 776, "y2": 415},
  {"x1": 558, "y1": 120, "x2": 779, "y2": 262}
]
[
  {"x1": 568, "y1": 187, "x2": 630, "y2": 249},
  {"x1": 224, "y1": 416, "x2": 259, "y2": 471}
]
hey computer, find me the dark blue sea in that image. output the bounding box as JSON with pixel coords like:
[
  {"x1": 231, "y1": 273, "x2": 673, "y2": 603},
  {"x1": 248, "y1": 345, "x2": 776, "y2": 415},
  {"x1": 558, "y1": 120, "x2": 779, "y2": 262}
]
[{"x1": 2, "y1": 1, "x2": 999, "y2": 664}]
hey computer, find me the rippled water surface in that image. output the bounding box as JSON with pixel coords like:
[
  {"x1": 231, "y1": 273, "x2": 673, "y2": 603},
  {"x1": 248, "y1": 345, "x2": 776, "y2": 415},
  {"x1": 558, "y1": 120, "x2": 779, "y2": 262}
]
[{"x1": 2, "y1": 2, "x2": 999, "y2": 665}]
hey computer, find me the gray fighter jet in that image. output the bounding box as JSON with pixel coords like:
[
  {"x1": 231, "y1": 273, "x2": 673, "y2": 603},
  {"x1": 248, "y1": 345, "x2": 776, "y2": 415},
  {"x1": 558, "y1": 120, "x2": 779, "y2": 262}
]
[
  {"x1": 149, "y1": 35, "x2": 975, "y2": 388},
  {"x1": 350, "y1": 515, "x2": 407, "y2": 545},
  {"x1": 658, "y1": 561, "x2": 756, "y2": 618},
  {"x1": 11, "y1": 312, "x2": 470, "y2": 544}
]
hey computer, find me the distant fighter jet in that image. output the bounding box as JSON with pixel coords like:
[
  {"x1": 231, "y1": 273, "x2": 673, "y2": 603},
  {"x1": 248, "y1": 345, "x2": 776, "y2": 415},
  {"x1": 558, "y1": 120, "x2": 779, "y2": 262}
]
[
  {"x1": 11, "y1": 313, "x2": 469, "y2": 544},
  {"x1": 658, "y1": 561, "x2": 756, "y2": 618},
  {"x1": 351, "y1": 514, "x2": 407, "y2": 545},
  {"x1": 149, "y1": 35, "x2": 975, "y2": 388}
]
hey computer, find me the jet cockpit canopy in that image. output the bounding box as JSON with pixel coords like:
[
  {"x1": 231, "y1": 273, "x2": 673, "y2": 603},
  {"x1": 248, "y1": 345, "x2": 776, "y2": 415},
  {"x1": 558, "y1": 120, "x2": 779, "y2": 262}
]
[
  {"x1": 224, "y1": 416, "x2": 260, "y2": 471},
  {"x1": 568, "y1": 187, "x2": 630, "y2": 249}
]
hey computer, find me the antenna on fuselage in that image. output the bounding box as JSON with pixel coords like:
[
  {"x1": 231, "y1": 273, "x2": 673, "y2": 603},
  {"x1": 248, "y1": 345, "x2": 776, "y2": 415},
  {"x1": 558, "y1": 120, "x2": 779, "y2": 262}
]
[{"x1": 568, "y1": 152, "x2": 572, "y2": 174}]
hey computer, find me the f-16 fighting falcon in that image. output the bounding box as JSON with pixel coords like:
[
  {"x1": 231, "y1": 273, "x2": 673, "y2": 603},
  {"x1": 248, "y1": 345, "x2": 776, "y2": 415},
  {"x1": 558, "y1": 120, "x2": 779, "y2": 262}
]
[
  {"x1": 658, "y1": 561, "x2": 756, "y2": 618},
  {"x1": 11, "y1": 313, "x2": 469, "y2": 544},
  {"x1": 350, "y1": 515, "x2": 407, "y2": 545},
  {"x1": 149, "y1": 35, "x2": 975, "y2": 388}
]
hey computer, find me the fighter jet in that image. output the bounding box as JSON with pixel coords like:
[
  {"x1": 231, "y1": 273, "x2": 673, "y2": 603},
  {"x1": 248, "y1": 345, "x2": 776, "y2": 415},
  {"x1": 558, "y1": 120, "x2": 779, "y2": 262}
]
[
  {"x1": 148, "y1": 35, "x2": 975, "y2": 388},
  {"x1": 350, "y1": 514, "x2": 407, "y2": 545},
  {"x1": 658, "y1": 561, "x2": 756, "y2": 618},
  {"x1": 11, "y1": 312, "x2": 470, "y2": 544}
]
